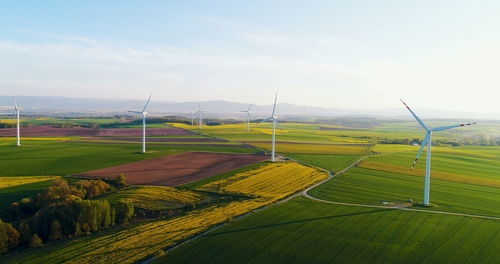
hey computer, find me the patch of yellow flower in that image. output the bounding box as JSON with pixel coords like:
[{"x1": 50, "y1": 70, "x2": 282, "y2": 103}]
[
  {"x1": 199, "y1": 162, "x2": 328, "y2": 201},
  {"x1": 0, "y1": 119, "x2": 17, "y2": 124},
  {"x1": 0, "y1": 176, "x2": 59, "y2": 189}
]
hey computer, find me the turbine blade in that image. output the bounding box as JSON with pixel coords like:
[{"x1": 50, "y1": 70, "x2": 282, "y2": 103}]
[
  {"x1": 432, "y1": 122, "x2": 477, "y2": 132},
  {"x1": 401, "y1": 99, "x2": 429, "y2": 131},
  {"x1": 248, "y1": 103, "x2": 253, "y2": 112},
  {"x1": 411, "y1": 133, "x2": 430, "y2": 170},
  {"x1": 14, "y1": 101, "x2": 18, "y2": 110},
  {"x1": 271, "y1": 93, "x2": 278, "y2": 117},
  {"x1": 142, "y1": 94, "x2": 152, "y2": 112}
]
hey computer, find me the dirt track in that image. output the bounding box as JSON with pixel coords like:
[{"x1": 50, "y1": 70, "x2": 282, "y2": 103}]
[
  {"x1": 0, "y1": 126, "x2": 195, "y2": 137},
  {"x1": 73, "y1": 152, "x2": 268, "y2": 186}
]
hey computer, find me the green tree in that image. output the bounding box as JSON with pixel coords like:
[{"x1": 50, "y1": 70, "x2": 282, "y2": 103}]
[
  {"x1": 29, "y1": 234, "x2": 43, "y2": 248},
  {"x1": 17, "y1": 221, "x2": 31, "y2": 245},
  {"x1": 48, "y1": 220, "x2": 62, "y2": 241},
  {"x1": 115, "y1": 174, "x2": 127, "y2": 187},
  {"x1": 114, "y1": 200, "x2": 134, "y2": 224},
  {"x1": 0, "y1": 220, "x2": 20, "y2": 253}
]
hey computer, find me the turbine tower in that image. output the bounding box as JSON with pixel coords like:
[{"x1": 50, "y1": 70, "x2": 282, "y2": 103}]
[
  {"x1": 0, "y1": 102, "x2": 22, "y2": 146},
  {"x1": 14, "y1": 101, "x2": 21, "y2": 147},
  {"x1": 240, "y1": 103, "x2": 253, "y2": 132},
  {"x1": 259, "y1": 93, "x2": 279, "y2": 162},
  {"x1": 128, "y1": 94, "x2": 152, "y2": 153},
  {"x1": 190, "y1": 111, "x2": 194, "y2": 126},
  {"x1": 196, "y1": 103, "x2": 206, "y2": 129},
  {"x1": 401, "y1": 99, "x2": 476, "y2": 206}
]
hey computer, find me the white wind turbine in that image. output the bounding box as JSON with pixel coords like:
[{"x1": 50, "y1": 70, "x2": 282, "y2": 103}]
[
  {"x1": 0, "y1": 101, "x2": 22, "y2": 146},
  {"x1": 190, "y1": 110, "x2": 195, "y2": 126},
  {"x1": 259, "y1": 93, "x2": 280, "y2": 162},
  {"x1": 401, "y1": 99, "x2": 476, "y2": 206},
  {"x1": 240, "y1": 103, "x2": 253, "y2": 132},
  {"x1": 128, "y1": 94, "x2": 152, "y2": 153},
  {"x1": 196, "y1": 103, "x2": 206, "y2": 129}
]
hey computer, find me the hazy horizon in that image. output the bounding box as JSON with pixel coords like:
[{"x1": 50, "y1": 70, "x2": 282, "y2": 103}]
[{"x1": 1, "y1": 1, "x2": 500, "y2": 114}]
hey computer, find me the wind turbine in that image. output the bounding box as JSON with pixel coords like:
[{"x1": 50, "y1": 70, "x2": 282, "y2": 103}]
[
  {"x1": 0, "y1": 102, "x2": 22, "y2": 146},
  {"x1": 259, "y1": 93, "x2": 280, "y2": 162},
  {"x1": 128, "y1": 94, "x2": 152, "y2": 153},
  {"x1": 240, "y1": 103, "x2": 253, "y2": 132},
  {"x1": 196, "y1": 103, "x2": 206, "y2": 129},
  {"x1": 401, "y1": 99, "x2": 476, "y2": 206},
  {"x1": 190, "y1": 110, "x2": 194, "y2": 126}
]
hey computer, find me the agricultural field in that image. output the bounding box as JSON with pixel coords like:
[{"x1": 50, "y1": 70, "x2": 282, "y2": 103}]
[
  {"x1": 1, "y1": 118, "x2": 500, "y2": 263},
  {"x1": 100, "y1": 185, "x2": 214, "y2": 211},
  {"x1": 0, "y1": 176, "x2": 59, "y2": 189},
  {"x1": 0, "y1": 176, "x2": 60, "y2": 208},
  {"x1": 74, "y1": 152, "x2": 268, "y2": 187},
  {"x1": 285, "y1": 153, "x2": 362, "y2": 173},
  {"x1": 155, "y1": 197, "x2": 500, "y2": 264},
  {"x1": 4, "y1": 162, "x2": 328, "y2": 264}
]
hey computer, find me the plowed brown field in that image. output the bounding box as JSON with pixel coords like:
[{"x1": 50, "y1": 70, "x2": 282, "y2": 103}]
[{"x1": 73, "y1": 152, "x2": 268, "y2": 186}]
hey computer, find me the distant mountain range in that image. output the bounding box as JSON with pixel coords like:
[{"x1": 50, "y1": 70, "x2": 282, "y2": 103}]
[{"x1": 0, "y1": 95, "x2": 497, "y2": 121}]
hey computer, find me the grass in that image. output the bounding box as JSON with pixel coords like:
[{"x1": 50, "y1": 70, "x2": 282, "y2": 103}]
[
  {"x1": 0, "y1": 179, "x2": 57, "y2": 208},
  {"x1": 285, "y1": 153, "x2": 362, "y2": 172},
  {"x1": 0, "y1": 141, "x2": 257, "y2": 177},
  {"x1": 154, "y1": 196, "x2": 500, "y2": 264},
  {"x1": 309, "y1": 167, "x2": 500, "y2": 218},
  {"x1": 100, "y1": 185, "x2": 213, "y2": 211},
  {"x1": 0, "y1": 176, "x2": 59, "y2": 188},
  {"x1": 359, "y1": 149, "x2": 500, "y2": 187},
  {"x1": 251, "y1": 142, "x2": 372, "y2": 154},
  {"x1": 0, "y1": 141, "x2": 180, "y2": 176}
]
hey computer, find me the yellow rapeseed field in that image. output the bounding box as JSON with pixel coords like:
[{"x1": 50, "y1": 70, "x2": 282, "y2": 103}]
[
  {"x1": 0, "y1": 176, "x2": 59, "y2": 189},
  {"x1": 199, "y1": 162, "x2": 328, "y2": 200},
  {"x1": 0, "y1": 119, "x2": 17, "y2": 124}
]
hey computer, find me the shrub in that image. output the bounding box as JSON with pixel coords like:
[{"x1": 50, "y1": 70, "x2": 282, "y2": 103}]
[
  {"x1": 115, "y1": 174, "x2": 127, "y2": 187},
  {"x1": 18, "y1": 221, "x2": 31, "y2": 245},
  {"x1": 0, "y1": 219, "x2": 20, "y2": 253},
  {"x1": 29, "y1": 234, "x2": 43, "y2": 248},
  {"x1": 114, "y1": 200, "x2": 134, "y2": 224}
]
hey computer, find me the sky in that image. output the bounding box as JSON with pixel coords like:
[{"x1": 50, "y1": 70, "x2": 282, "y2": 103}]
[{"x1": 1, "y1": 0, "x2": 500, "y2": 113}]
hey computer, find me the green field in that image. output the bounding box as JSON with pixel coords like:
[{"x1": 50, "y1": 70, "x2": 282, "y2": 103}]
[
  {"x1": 1, "y1": 120, "x2": 500, "y2": 263},
  {"x1": 0, "y1": 140, "x2": 257, "y2": 177},
  {"x1": 155, "y1": 197, "x2": 500, "y2": 264},
  {"x1": 285, "y1": 153, "x2": 362, "y2": 172},
  {"x1": 310, "y1": 167, "x2": 500, "y2": 217},
  {"x1": 0, "y1": 179, "x2": 57, "y2": 208}
]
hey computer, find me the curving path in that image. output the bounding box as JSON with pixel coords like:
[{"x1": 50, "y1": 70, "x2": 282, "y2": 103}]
[{"x1": 300, "y1": 157, "x2": 500, "y2": 221}]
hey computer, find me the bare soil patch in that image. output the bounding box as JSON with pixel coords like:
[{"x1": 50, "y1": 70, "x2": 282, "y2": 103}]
[{"x1": 72, "y1": 152, "x2": 268, "y2": 186}]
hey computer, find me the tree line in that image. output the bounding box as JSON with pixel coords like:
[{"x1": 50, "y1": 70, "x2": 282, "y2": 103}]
[{"x1": 0, "y1": 175, "x2": 133, "y2": 254}]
